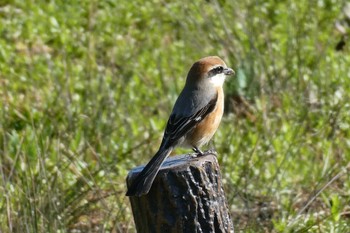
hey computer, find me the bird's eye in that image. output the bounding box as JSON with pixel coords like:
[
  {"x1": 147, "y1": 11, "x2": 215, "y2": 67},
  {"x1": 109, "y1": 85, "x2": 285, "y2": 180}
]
[
  {"x1": 208, "y1": 66, "x2": 224, "y2": 78},
  {"x1": 214, "y1": 66, "x2": 223, "y2": 74}
]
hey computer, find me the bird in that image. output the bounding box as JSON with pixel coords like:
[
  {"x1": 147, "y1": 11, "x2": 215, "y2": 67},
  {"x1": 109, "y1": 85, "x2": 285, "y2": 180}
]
[{"x1": 126, "y1": 56, "x2": 234, "y2": 197}]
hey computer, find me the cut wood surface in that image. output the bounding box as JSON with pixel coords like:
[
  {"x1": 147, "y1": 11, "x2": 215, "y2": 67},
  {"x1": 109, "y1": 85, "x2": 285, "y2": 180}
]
[{"x1": 127, "y1": 153, "x2": 234, "y2": 233}]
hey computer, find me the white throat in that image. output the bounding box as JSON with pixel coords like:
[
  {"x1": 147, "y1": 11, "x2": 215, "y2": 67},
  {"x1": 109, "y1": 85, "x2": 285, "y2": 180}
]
[{"x1": 208, "y1": 73, "x2": 226, "y2": 87}]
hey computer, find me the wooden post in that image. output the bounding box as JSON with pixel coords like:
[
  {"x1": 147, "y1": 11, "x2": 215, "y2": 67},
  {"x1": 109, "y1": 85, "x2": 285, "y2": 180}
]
[{"x1": 126, "y1": 153, "x2": 234, "y2": 233}]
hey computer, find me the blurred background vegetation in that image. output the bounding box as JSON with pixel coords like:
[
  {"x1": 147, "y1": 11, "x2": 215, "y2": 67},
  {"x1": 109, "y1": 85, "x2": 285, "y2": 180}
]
[{"x1": 1, "y1": 0, "x2": 350, "y2": 232}]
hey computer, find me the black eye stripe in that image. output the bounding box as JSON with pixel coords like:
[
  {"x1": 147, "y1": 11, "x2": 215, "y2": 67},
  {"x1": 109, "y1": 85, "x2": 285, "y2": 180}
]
[
  {"x1": 216, "y1": 66, "x2": 223, "y2": 73},
  {"x1": 209, "y1": 66, "x2": 224, "y2": 77}
]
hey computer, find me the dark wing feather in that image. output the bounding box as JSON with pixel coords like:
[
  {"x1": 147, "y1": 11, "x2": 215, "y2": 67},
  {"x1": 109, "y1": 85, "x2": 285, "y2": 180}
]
[{"x1": 160, "y1": 93, "x2": 218, "y2": 148}]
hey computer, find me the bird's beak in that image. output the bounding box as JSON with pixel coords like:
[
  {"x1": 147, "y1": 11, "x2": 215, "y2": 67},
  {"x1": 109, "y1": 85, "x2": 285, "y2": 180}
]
[{"x1": 224, "y1": 68, "x2": 235, "y2": 76}]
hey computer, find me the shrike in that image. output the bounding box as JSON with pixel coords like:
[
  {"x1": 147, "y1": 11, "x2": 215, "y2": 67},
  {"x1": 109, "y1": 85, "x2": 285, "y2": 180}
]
[{"x1": 126, "y1": 56, "x2": 234, "y2": 196}]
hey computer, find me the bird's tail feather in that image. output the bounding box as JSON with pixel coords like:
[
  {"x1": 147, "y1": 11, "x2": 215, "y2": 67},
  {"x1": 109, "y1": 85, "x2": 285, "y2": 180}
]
[{"x1": 126, "y1": 147, "x2": 173, "y2": 196}]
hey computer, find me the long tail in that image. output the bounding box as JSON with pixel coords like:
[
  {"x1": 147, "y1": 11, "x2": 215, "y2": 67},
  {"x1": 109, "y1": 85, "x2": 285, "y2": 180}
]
[{"x1": 126, "y1": 146, "x2": 173, "y2": 196}]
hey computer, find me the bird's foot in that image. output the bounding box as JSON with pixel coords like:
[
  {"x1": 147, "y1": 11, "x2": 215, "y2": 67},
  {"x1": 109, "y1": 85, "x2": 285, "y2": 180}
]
[
  {"x1": 192, "y1": 147, "x2": 204, "y2": 157},
  {"x1": 204, "y1": 149, "x2": 217, "y2": 156},
  {"x1": 185, "y1": 153, "x2": 197, "y2": 159}
]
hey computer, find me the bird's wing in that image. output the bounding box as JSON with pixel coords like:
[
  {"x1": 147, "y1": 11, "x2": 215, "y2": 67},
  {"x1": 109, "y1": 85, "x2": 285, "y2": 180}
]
[{"x1": 161, "y1": 93, "x2": 218, "y2": 147}]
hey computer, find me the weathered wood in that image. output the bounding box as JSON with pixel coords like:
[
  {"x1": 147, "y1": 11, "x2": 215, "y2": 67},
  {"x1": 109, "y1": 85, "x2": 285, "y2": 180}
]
[{"x1": 126, "y1": 153, "x2": 234, "y2": 233}]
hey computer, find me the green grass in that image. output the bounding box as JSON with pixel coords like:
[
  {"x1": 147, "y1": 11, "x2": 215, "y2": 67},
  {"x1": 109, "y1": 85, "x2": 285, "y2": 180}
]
[{"x1": 1, "y1": 0, "x2": 350, "y2": 232}]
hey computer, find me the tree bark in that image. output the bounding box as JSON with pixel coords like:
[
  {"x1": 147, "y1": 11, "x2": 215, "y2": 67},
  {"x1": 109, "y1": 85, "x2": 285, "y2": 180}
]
[{"x1": 126, "y1": 153, "x2": 234, "y2": 233}]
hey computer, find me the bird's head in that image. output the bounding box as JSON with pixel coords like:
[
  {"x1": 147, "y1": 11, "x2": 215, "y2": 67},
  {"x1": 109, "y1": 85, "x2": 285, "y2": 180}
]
[{"x1": 186, "y1": 56, "x2": 235, "y2": 87}]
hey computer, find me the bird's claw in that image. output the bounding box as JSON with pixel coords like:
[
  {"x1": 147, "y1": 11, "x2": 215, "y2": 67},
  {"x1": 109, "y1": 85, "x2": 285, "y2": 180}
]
[
  {"x1": 192, "y1": 147, "x2": 204, "y2": 157},
  {"x1": 204, "y1": 149, "x2": 217, "y2": 156}
]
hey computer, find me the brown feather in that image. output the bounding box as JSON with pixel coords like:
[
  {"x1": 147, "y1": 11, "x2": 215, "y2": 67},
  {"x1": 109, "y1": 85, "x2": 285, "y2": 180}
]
[{"x1": 186, "y1": 87, "x2": 224, "y2": 147}]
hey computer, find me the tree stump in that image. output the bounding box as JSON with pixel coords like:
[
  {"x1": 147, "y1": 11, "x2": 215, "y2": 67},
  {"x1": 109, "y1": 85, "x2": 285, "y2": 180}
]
[{"x1": 126, "y1": 153, "x2": 234, "y2": 233}]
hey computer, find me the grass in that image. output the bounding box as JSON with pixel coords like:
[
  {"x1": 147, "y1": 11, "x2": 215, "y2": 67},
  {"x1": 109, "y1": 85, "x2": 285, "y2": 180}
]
[{"x1": 1, "y1": 0, "x2": 350, "y2": 232}]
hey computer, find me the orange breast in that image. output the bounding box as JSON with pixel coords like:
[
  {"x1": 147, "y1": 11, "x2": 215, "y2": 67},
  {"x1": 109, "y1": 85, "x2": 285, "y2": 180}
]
[{"x1": 186, "y1": 87, "x2": 224, "y2": 148}]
